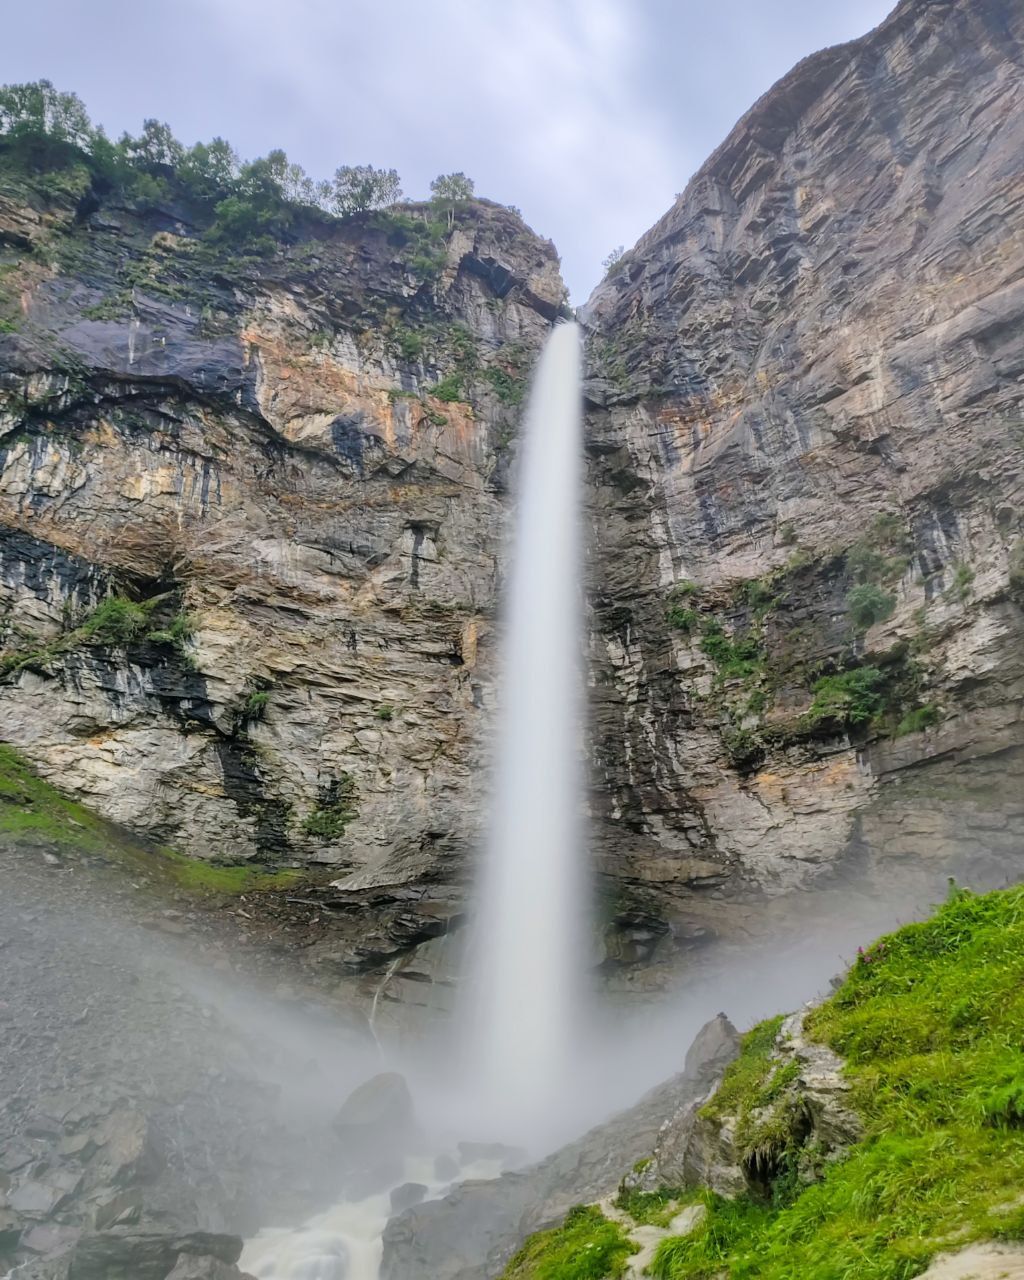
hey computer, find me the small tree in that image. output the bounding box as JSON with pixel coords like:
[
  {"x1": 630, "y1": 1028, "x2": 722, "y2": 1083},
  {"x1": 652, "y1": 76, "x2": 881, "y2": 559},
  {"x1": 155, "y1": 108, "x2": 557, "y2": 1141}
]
[
  {"x1": 602, "y1": 246, "x2": 625, "y2": 274},
  {"x1": 430, "y1": 171, "x2": 474, "y2": 227},
  {"x1": 331, "y1": 164, "x2": 403, "y2": 216}
]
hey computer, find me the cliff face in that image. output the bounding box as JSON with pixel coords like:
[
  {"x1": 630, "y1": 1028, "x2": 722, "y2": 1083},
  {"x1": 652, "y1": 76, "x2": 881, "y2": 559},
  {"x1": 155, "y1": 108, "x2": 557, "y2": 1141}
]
[
  {"x1": 0, "y1": 173, "x2": 563, "y2": 892},
  {"x1": 4, "y1": 0, "x2": 1024, "y2": 993},
  {"x1": 583, "y1": 0, "x2": 1024, "y2": 960}
]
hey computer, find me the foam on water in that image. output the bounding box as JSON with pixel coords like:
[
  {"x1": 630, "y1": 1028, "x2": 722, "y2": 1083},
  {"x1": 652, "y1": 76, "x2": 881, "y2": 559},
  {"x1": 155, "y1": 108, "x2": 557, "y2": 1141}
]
[{"x1": 240, "y1": 1154, "x2": 505, "y2": 1280}]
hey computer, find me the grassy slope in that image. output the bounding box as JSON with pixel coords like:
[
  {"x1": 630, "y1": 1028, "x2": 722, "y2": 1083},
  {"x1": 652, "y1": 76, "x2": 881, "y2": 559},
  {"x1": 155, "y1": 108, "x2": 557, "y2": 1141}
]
[
  {"x1": 0, "y1": 742, "x2": 304, "y2": 894},
  {"x1": 651, "y1": 885, "x2": 1024, "y2": 1279},
  {"x1": 502, "y1": 1206, "x2": 638, "y2": 1280},
  {"x1": 506, "y1": 886, "x2": 1024, "y2": 1279}
]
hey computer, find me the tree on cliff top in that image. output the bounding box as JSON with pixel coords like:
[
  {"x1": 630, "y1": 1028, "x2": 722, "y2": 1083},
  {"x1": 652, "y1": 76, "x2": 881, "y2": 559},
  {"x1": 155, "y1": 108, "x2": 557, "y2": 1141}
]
[
  {"x1": 430, "y1": 171, "x2": 475, "y2": 227},
  {"x1": 0, "y1": 79, "x2": 92, "y2": 165},
  {"x1": 331, "y1": 164, "x2": 403, "y2": 216}
]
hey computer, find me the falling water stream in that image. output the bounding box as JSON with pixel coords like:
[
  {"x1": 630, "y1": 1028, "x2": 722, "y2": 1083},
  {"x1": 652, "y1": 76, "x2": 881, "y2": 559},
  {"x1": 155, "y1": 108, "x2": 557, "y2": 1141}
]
[
  {"x1": 460, "y1": 320, "x2": 586, "y2": 1144},
  {"x1": 241, "y1": 323, "x2": 586, "y2": 1278}
]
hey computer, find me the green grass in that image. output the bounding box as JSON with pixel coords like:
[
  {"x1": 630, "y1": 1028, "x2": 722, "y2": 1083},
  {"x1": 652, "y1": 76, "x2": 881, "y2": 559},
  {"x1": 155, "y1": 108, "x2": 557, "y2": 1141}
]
[
  {"x1": 649, "y1": 885, "x2": 1024, "y2": 1279},
  {"x1": 0, "y1": 743, "x2": 304, "y2": 896},
  {"x1": 500, "y1": 1205, "x2": 637, "y2": 1280},
  {"x1": 0, "y1": 742, "x2": 111, "y2": 851},
  {"x1": 154, "y1": 845, "x2": 304, "y2": 894},
  {"x1": 650, "y1": 1193, "x2": 772, "y2": 1279}
]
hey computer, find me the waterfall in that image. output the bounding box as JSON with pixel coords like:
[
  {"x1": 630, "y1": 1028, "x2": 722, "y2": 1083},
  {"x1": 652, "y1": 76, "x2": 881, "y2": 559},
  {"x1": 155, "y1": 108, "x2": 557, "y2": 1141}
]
[
  {"x1": 461, "y1": 320, "x2": 586, "y2": 1146},
  {"x1": 238, "y1": 323, "x2": 587, "y2": 1279}
]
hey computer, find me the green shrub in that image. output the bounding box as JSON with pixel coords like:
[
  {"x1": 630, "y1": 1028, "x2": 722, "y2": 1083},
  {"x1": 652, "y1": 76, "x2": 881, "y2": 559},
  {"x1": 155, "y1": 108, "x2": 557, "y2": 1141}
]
[
  {"x1": 79, "y1": 596, "x2": 154, "y2": 645},
  {"x1": 723, "y1": 727, "x2": 764, "y2": 771},
  {"x1": 376, "y1": 704, "x2": 394, "y2": 721},
  {"x1": 241, "y1": 687, "x2": 271, "y2": 722},
  {"x1": 805, "y1": 666, "x2": 885, "y2": 729},
  {"x1": 145, "y1": 608, "x2": 194, "y2": 654},
  {"x1": 666, "y1": 605, "x2": 698, "y2": 633},
  {"x1": 846, "y1": 583, "x2": 896, "y2": 629},
  {"x1": 945, "y1": 562, "x2": 975, "y2": 603},
  {"x1": 743, "y1": 578, "x2": 778, "y2": 615},
  {"x1": 484, "y1": 364, "x2": 525, "y2": 405},
  {"x1": 846, "y1": 543, "x2": 890, "y2": 583},
  {"x1": 746, "y1": 688, "x2": 768, "y2": 715},
  {"x1": 302, "y1": 773, "x2": 358, "y2": 841},
  {"x1": 393, "y1": 327, "x2": 423, "y2": 361},
  {"x1": 431, "y1": 372, "x2": 464, "y2": 403}
]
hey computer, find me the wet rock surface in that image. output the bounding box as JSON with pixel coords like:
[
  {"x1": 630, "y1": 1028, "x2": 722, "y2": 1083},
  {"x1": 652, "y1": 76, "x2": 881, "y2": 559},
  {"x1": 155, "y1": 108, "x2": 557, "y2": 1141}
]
[
  {"x1": 0, "y1": 186, "x2": 561, "y2": 891},
  {"x1": 0, "y1": 837, "x2": 382, "y2": 1278},
  {"x1": 582, "y1": 0, "x2": 1024, "y2": 958},
  {"x1": 648, "y1": 1009, "x2": 861, "y2": 1200}
]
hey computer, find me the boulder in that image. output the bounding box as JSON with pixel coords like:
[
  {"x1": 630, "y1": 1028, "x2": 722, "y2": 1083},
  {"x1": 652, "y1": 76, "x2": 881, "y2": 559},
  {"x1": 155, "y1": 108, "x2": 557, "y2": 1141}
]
[
  {"x1": 652, "y1": 1009, "x2": 860, "y2": 1198},
  {"x1": 165, "y1": 1257, "x2": 257, "y2": 1280},
  {"x1": 91, "y1": 1109, "x2": 164, "y2": 1187},
  {"x1": 390, "y1": 1182, "x2": 428, "y2": 1215},
  {"x1": 9, "y1": 1171, "x2": 82, "y2": 1216},
  {"x1": 66, "y1": 1228, "x2": 243, "y2": 1280},
  {"x1": 334, "y1": 1072, "x2": 414, "y2": 1139}
]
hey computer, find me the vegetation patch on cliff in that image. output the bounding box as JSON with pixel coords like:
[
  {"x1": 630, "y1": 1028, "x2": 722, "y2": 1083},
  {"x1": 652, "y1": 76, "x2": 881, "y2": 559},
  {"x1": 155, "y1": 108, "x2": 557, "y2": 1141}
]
[
  {"x1": 1, "y1": 592, "x2": 194, "y2": 677},
  {"x1": 647, "y1": 884, "x2": 1024, "y2": 1278}
]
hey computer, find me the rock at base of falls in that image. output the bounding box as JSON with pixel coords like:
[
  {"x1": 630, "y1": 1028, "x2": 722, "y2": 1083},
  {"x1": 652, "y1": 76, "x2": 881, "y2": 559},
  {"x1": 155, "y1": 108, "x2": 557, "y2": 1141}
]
[{"x1": 379, "y1": 1013, "x2": 740, "y2": 1280}]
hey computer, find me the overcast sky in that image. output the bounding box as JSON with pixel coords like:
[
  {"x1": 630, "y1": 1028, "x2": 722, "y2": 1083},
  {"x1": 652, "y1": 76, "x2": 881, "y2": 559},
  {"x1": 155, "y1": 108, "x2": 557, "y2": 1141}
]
[{"x1": 2, "y1": 0, "x2": 896, "y2": 299}]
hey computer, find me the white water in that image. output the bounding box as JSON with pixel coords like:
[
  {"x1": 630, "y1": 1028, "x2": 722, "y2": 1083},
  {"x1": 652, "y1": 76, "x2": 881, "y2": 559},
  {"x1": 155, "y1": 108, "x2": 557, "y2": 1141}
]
[
  {"x1": 240, "y1": 1153, "x2": 505, "y2": 1280},
  {"x1": 459, "y1": 320, "x2": 586, "y2": 1146}
]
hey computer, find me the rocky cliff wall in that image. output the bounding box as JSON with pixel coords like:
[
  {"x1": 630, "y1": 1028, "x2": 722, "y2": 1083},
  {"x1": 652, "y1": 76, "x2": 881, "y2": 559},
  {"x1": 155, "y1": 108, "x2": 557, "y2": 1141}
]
[
  {"x1": 3, "y1": 0, "x2": 1024, "y2": 994},
  {"x1": 0, "y1": 171, "x2": 563, "y2": 896},
  {"x1": 583, "y1": 0, "x2": 1024, "y2": 970}
]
